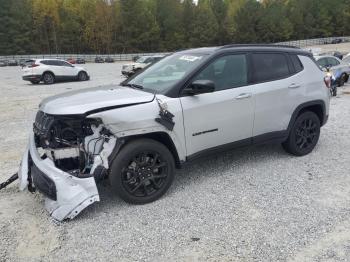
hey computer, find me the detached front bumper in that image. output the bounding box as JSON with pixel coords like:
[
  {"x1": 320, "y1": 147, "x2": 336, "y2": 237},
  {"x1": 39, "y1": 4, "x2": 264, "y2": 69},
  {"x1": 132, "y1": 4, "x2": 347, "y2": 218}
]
[{"x1": 18, "y1": 132, "x2": 100, "y2": 221}]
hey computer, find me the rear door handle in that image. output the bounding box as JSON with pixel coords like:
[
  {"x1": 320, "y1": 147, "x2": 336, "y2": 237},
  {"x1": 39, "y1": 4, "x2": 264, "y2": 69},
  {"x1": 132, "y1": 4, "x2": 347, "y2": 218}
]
[
  {"x1": 288, "y1": 83, "x2": 301, "y2": 89},
  {"x1": 235, "y1": 93, "x2": 252, "y2": 100}
]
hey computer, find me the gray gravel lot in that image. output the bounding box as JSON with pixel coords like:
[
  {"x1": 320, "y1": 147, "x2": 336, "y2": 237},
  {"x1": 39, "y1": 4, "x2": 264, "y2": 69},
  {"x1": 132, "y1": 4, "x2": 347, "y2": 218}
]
[{"x1": 1, "y1": 62, "x2": 350, "y2": 262}]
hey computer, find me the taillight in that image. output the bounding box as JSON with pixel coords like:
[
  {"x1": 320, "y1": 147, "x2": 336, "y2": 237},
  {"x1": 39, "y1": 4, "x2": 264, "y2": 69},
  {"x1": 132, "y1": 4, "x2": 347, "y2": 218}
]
[
  {"x1": 29, "y1": 63, "x2": 39, "y2": 68},
  {"x1": 324, "y1": 73, "x2": 332, "y2": 88}
]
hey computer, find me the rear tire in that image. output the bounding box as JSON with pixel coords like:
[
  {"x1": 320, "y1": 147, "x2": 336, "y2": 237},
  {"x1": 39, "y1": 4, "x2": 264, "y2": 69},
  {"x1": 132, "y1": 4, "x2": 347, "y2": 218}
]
[
  {"x1": 332, "y1": 87, "x2": 337, "y2": 96},
  {"x1": 78, "y1": 71, "x2": 88, "y2": 81},
  {"x1": 339, "y1": 73, "x2": 347, "y2": 86},
  {"x1": 30, "y1": 80, "x2": 40, "y2": 84},
  {"x1": 282, "y1": 111, "x2": 320, "y2": 156},
  {"x1": 42, "y1": 72, "x2": 55, "y2": 84},
  {"x1": 109, "y1": 139, "x2": 175, "y2": 204}
]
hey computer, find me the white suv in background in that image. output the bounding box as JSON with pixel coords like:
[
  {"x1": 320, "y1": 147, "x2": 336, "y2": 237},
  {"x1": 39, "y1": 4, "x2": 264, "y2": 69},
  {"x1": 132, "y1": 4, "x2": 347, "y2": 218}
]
[
  {"x1": 22, "y1": 59, "x2": 90, "y2": 84},
  {"x1": 121, "y1": 55, "x2": 164, "y2": 77},
  {"x1": 19, "y1": 45, "x2": 330, "y2": 221}
]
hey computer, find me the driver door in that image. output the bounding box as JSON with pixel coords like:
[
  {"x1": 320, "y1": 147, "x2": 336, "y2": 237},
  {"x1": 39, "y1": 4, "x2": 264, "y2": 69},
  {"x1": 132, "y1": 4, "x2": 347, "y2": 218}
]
[
  {"x1": 59, "y1": 61, "x2": 77, "y2": 77},
  {"x1": 180, "y1": 54, "x2": 255, "y2": 157}
]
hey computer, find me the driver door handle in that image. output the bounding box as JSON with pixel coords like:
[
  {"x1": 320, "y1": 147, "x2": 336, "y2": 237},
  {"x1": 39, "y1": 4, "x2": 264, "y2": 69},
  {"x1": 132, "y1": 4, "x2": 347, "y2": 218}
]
[
  {"x1": 235, "y1": 93, "x2": 252, "y2": 100},
  {"x1": 288, "y1": 83, "x2": 301, "y2": 89}
]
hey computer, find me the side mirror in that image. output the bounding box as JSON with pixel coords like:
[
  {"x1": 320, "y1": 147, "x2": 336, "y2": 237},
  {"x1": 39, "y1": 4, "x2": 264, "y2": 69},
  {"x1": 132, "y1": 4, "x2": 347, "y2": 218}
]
[{"x1": 183, "y1": 80, "x2": 215, "y2": 95}]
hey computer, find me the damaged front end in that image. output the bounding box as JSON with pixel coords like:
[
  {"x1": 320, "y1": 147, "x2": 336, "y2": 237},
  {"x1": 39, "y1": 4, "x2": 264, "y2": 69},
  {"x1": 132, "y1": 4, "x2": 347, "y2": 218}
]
[{"x1": 18, "y1": 111, "x2": 117, "y2": 221}]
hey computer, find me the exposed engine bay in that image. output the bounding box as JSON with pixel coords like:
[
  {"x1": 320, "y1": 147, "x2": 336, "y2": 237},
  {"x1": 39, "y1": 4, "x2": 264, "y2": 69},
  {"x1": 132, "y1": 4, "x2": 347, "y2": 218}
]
[{"x1": 33, "y1": 111, "x2": 116, "y2": 181}]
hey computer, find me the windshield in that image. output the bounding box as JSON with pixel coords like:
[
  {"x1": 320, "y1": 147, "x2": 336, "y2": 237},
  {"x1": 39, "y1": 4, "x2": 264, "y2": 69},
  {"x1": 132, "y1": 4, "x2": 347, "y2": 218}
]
[
  {"x1": 343, "y1": 55, "x2": 350, "y2": 64},
  {"x1": 126, "y1": 53, "x2": 208, "y2": 93}
]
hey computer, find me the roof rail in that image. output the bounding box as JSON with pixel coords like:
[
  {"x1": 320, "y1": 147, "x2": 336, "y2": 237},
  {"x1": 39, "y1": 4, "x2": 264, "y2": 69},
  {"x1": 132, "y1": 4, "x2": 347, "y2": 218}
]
[{"x1": 220, "y1": 44, "x2": 300, "y2": 49}]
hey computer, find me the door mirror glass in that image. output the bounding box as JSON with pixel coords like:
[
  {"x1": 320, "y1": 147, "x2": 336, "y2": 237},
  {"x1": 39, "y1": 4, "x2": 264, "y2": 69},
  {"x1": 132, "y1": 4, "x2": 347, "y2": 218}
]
[{"x1": 184, "y1": 80, "x2": 215, "y2": 95}]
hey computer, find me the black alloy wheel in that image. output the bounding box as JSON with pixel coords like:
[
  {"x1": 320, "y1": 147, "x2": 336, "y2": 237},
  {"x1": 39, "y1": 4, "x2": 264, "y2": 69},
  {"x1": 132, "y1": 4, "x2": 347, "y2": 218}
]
[
  {"x1": 110, "y1": 139, "x2": 175, "y2": 204},
  {"x1": 121, "y1": 151, "x2": 168, "y2": 198},
  {"x1": 282, "y1": 111, "x2": 320, "y2": 156},
  {"x1": 294, "y1": 118, "x2": 318, "y2": 151}
]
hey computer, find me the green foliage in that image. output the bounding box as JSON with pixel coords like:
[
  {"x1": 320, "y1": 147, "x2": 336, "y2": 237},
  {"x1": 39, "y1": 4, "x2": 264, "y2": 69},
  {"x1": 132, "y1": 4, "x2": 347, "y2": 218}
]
[{"x1": 0, "y1": 0, "x2": 349, "y2": 55}]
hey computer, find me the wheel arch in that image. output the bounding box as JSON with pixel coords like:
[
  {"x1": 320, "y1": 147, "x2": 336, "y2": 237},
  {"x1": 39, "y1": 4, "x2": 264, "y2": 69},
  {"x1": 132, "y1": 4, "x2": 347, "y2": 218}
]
[
  {"x1": 41, "y1": 70, "x2": 55, "y2": 79},
  {"x1": 118, "y1": 132, "x2": 182, "y2": 169},
  {"x1": 288, "y1": 100, "x2": 327, "y2": 132}
]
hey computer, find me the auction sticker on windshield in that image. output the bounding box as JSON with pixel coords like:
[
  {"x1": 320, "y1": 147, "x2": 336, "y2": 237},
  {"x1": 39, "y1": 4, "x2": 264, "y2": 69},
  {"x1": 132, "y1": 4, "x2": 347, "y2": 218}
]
[{"x1": 179, "y1": 55, "x2": 202, "y2": 62}]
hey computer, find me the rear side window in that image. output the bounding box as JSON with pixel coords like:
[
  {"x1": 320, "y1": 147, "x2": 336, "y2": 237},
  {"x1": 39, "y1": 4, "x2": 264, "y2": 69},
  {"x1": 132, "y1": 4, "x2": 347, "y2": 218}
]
[
  {"x1": 290, "y1": 54, "x2": 303, "y2": 73},
  {"x1": 41, "y1": 60, "x2": 51, "y2": 65},
  {"x1": 252, "y1": 53, "x2": 290, "y2": 83}
]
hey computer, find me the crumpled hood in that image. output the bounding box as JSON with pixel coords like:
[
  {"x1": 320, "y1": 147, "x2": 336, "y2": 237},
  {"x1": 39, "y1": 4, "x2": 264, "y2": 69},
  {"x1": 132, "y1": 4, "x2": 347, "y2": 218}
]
[{"x1": 39, "y1": 85, "x2": 155, "y2": 115}]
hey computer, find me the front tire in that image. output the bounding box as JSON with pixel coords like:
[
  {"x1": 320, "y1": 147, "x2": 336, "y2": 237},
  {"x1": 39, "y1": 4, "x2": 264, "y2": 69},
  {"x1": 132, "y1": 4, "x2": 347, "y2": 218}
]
[
  {"x1": 42, "y1": 72, "x2": 55, "y2": 84},
  {"x1": 78, "y1": 71, "x2": 88, "y2": 81},
  {"x1": 109, "y1": 139, "x2": 175, "y2": 204},
  {"x1": 282, "y1": 111, "x2": 320, "y2": 156}
]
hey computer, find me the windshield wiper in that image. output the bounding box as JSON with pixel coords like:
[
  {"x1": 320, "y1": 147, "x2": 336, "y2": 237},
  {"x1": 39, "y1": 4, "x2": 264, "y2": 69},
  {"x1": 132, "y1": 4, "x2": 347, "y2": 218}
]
[{"x1": 123, "y1": 83, "x2": 144, "y2": 90}]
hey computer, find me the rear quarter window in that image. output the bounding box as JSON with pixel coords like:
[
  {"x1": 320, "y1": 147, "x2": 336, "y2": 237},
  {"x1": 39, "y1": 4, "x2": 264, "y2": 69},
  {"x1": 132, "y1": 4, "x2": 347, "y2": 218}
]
[
  {"x1": 290, "y1": 54, "x2": 304, "y2": 73},
  {"x1": 252, "y1": 53, "x2": 290, "y2": 83}
]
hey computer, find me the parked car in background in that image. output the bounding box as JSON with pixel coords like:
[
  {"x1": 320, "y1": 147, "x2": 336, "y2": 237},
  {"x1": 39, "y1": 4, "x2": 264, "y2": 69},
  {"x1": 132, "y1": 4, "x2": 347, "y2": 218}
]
[
  {"x1": 67, "y1": 58, "x2": 76, "y2": 64},
  {"x1": 95, "y1": 56, "x2": 104, "y2": 63},
  {"x1": 18, "y1": 45, "x2": 330, "y2": 221},
  {"x1": 19, "y1": 59, "x2": 27, "y2": 67},
  {"x1": 0, "y1": 60, "x2": 8, "y2": 67},
  {"x1": 122, "y1": 55, "x2": 164, "y2": 77},
  {"x1": 8, "y1": 60, "x2": 18, "y2": 66},
  {"x1": 22, "y1": 59, "x2": 90, "y2": 84},
  {"x1": 333, "y1": 51, "x2": 343, "y2": 60},
  {"x1": 21, "y1": 59, "x2": 35, "y2": 68},
  {"x1": 76, "y1": 58, "x2": 86, "y2": 64},
  {"x1": 132, "y1": 55, "x2": 140, "y2": 62},
  {"x1": 331, "y1": 38, "x2": 342, "y2": 44},
  {"x1": 315, "y1": 55, "x2": 350, "y2": 86},
  {"x1": 105, "y1": 56, "x2": 114, "y2": 63}
]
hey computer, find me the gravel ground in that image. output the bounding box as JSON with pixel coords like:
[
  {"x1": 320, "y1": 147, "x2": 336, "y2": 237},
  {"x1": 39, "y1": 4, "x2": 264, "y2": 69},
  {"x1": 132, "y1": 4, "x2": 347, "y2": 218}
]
[{"x1": 1, "y1": 62, "x2": 350, "y2": 262}]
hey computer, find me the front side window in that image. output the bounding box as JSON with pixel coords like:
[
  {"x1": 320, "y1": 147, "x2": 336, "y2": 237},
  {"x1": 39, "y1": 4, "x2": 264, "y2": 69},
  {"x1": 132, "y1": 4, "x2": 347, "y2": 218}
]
[
  {"x1": 126, "y1": 53, "x2": 209, "y2": 93},
  {"x1": 252, "y1": 53, "x2": 290, "y2": 83},
  {"x1": 192, "y1": 54, "x2": 248, "y2": 91}
]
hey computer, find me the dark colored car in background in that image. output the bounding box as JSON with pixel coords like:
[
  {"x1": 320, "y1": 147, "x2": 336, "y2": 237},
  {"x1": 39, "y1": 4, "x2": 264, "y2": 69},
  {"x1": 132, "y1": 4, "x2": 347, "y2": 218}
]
[
  {"x1": 95, "y1": 56, "x2": 104, "y2": 63},
  {"x1": 105, "y1": 56, "x2": 114, "y2": 63},
  {"x1": 76, "y1": 58, "x2": 86, "y2": 64},
  {"x1": 331, "y1": 38, "x2": 342, "y2": 44}
]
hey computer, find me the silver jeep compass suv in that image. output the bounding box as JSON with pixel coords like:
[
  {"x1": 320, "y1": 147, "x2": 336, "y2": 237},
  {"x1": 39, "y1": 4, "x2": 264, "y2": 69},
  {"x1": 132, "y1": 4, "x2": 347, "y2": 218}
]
[{"x1": 19, "y1": 45, "x2": 330, "y2": 221}]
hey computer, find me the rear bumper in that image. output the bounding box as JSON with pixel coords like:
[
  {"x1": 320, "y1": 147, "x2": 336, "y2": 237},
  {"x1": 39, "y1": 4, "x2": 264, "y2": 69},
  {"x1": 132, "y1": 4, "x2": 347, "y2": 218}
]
[
  {"x1": 22, "y1": 75, "x2": 41, "y2": 82},
  {"x1": 18, "y1": 132, "x2": 100, "y2": 221}
]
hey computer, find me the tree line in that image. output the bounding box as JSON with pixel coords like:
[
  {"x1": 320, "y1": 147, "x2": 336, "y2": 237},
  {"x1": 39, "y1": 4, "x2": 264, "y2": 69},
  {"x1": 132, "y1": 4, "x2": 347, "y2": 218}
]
[{"x1": 0, "y1": 0, "x2": 350, "y2": 55}]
